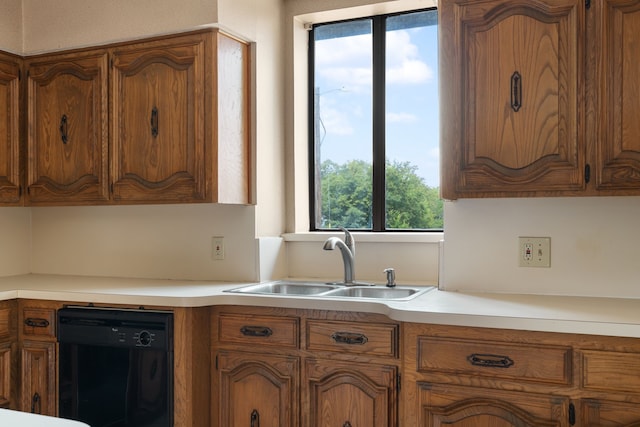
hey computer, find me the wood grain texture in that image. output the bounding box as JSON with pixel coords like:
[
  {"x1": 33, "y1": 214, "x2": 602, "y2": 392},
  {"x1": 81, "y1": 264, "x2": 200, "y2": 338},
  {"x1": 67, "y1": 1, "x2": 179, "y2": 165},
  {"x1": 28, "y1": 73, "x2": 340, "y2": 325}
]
[{"x1": 0, "y1": 53, "x2": 22, "y2": 205}]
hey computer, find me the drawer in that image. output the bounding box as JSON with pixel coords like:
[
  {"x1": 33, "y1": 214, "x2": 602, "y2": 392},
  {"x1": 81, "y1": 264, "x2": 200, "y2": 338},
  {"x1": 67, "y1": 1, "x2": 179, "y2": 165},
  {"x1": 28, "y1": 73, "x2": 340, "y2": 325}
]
[
  {"x1": 307, "y1": 320, "x2": 399, "y2": 358},
  {"x1": 417, "y1": 336, "x2": 572, "y2": 386},
  {"x1": 218, "y1": 313, "x2": 299, "y2": 349},
  {"x1": 21, "y1": 307, "x2": 56, "y2": 338},
  {"x1": 582, "y1": 350, "x2": 640, "y2": 394}
]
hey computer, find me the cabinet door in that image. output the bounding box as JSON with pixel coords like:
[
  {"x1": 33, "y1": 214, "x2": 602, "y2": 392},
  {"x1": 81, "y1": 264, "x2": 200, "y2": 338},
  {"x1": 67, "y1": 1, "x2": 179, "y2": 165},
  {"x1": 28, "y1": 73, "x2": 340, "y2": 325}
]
[
  {"x1": 111, "y1": 33, "x2": 208, "y2": 203},
  {"x1": 0, "y1": 342, "x2": 13, "y2": 408},
  {"x1": 305, "y1": 359, "x2": 397, "y2": 427},
  {"x1": 440, "y1": 0, "x2": 584, "y2": 198},
  {"x1": 418, "y1": 383, "x2": 569, "y2": 427},
  {"x1": 0, "y1": 54, "x2": 21, "y2": 205},
  {"x1": 215, "y1": 350, "x2": 299, "y2": 427},
  {"x1": 20, "y1": 341, "x2": 56, "y2": 416},
  {"x1": 595, "y1": 1, "x2": 640, "y2": 191},
  {"x1": 25, "y1": 51, "x2": 109, "y2": 204},
  {"x1": 582, "y1": 399, "x2": 640, "y2": 426}
]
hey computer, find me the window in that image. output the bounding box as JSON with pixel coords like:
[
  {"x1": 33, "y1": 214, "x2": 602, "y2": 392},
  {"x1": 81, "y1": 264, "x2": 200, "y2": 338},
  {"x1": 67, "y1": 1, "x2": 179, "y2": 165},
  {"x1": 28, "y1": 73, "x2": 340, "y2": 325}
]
[{"x1": 309, "y1": 8, "x2": 441, "y2": 232}]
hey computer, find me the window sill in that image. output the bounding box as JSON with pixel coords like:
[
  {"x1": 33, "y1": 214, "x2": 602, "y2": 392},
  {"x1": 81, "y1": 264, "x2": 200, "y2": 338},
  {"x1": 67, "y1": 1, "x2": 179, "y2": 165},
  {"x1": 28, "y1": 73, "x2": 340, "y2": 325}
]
[{"x1": 282, "y1": 231, "x2": 443, "y2": 244}]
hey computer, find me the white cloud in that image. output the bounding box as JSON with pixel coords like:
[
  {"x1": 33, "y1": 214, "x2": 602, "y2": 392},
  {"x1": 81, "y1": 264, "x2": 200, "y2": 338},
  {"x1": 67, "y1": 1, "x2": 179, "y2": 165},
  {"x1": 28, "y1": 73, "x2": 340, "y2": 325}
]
[
  {"x1": 386, "y1": 30, "x2": 434, "y2": 85},
  {"x1": 387, "y1": 112, "x2": 418, "y2": 123}
]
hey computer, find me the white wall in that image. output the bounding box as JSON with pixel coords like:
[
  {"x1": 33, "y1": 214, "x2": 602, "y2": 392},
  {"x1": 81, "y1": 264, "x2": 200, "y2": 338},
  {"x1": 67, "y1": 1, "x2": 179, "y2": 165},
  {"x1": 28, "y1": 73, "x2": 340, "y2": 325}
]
[
  {"x1": 0, "y1": 209, "x2": 31, "y2": 275},
  {"x1": 0, "y1": 0, "x2": 22, "y2": 54}
]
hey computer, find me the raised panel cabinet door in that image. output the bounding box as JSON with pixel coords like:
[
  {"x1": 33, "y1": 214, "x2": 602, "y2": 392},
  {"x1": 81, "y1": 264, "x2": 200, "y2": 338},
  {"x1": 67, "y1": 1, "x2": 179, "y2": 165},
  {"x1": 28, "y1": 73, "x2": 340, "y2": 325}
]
[
  {"x1": 111, "y1": 33, "x2": 208, "y2": 203},
  {"x1": 215, "y1": 350, "x2": 299, "y2": 427},
  {"x1": 20, "y1": 341, "x2": 56, "y2": 416},
  {"x1": 0, "y1": 53, "x2": 21, "y2": 205},
  {"x1": 582, "y1": 399, "x2": 640, "y2": 427},
  {"x1": 440, "y1": 0, "x2": 584, "y2": 198},
  {"x1": 25, "y1": 51, "x2": 109, "y2": 205},
  {"x1": 0, "y1": 342, "x2": 13, "y2": 408},
  {"x1": 596, "y1": 1, "x2": 640, "y2": 191},
  {"x1": 418, "y1": 383, "x2": 569, "y2": 427},
  {"x1": 304, "y1": 359, "x2": 397, "y2": 427}
]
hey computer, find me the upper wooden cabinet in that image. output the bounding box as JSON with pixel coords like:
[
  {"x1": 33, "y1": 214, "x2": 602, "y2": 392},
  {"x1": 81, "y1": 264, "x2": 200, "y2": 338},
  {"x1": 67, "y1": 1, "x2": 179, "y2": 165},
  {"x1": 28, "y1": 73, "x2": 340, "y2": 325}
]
[
  {"x1": 441, "y1": 0, "x2": 640, "y2": 199},
  {"x1": 0, "y1": 53, "x2": 22, "y2": 205},
  {"x1": 22, "y1": 29, "x2": 251, "y2": 206},
  {"x1": 440, "y1": 0, "x2": 584, "y2": 199},
  {"x1": 25, "y1": 50, "x2": 109, "y2": 204}
]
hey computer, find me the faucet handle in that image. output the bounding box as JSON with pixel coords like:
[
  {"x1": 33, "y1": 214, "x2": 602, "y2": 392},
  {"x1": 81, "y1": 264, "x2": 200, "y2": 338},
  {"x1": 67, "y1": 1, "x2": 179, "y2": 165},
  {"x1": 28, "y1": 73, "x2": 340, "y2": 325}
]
[
  {"x1": 383, "y1": 268, "x2": 396, "y2": 288},
  {"x1": 340, "y1": 227, "x2": 355, "y2": 253}
]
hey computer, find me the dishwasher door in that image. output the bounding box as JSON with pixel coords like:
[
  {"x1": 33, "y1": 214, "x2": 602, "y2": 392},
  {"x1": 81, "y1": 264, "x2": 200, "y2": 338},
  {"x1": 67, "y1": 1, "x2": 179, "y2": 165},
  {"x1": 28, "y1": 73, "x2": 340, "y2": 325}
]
[{"x1": 58, "y1": 307, "x2": 173, "y2": 427}]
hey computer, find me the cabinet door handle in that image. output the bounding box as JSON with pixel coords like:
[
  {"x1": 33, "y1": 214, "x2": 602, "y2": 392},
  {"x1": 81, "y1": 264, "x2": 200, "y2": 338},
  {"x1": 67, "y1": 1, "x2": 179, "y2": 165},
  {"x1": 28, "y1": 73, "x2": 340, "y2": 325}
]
[
  {"x1": 510, "y1": 71, "x2": 522, "y2": 112},
  {"x1": 31, "y1": 392, "x2": 41, "y2": 414},
  {"x1": 59, "y1": 114, "x2": 69, "y2": 144},
  {"x1": 331, "y1": 332, "x2": 368, "y2": 345},
  {"x1": 150, "y1": 107, "x2": 159, "y2": 137},
  {"x1": 467, "y1": 353, "x2": 514, "y2": 368},
  {"x1": 240, "y1": 326, "x2": 273, "y2": 337},
  {"x1": 250, "y1": 409, "x2": 260, "y2": 427},
  {"x1": 343, "y1": 422, "x2": 352, "y2": 427},
  {"x1": 24, "y1": 318, "x2": 50, "y2": 328}
]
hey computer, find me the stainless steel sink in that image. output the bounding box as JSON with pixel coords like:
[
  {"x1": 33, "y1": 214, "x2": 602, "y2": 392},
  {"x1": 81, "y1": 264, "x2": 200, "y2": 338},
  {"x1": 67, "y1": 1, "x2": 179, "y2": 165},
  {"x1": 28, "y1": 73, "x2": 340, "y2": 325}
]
[
  {"x1": 225, "y1": 281, "x2": 339, "y2": 295},
  {"x1": 225, "y1": 280, "x2": 434, "y2": 300},
  {"x1": 321, "y1": 286, "x2": 425, "y2": 299}
]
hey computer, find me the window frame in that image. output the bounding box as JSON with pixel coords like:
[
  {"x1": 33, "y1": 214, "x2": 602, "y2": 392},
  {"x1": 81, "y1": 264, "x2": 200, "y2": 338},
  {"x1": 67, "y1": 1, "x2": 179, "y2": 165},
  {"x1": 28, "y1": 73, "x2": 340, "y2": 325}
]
[{"x1": 307, "y1": 8, "x2": 440, "y2": 233}]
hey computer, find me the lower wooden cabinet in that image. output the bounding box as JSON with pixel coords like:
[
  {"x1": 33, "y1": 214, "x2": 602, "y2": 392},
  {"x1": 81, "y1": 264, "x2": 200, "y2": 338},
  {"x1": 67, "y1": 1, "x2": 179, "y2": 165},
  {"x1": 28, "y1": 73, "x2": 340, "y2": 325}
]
[
  {"x1": 212, "y1": 306, "x2": 401, "y2": 427},
  {"x1": 0, "y1": 300, "x2": 17, "y2": 409},
  {"x1": 418, "y1": 382, "x2": 569, "y2": 427},
  {"x1": 19, "y1": 340, "x2": 56, "y2": 415},
  {"x1": 581, "y1": 399, "x2": 640, "y2": 427},
  {"x1": 305, "y1": 358, "x2": 397, "y2": 427},
  {"x1": 216, "y1": 350, "x2": 299, "y2": 427}
]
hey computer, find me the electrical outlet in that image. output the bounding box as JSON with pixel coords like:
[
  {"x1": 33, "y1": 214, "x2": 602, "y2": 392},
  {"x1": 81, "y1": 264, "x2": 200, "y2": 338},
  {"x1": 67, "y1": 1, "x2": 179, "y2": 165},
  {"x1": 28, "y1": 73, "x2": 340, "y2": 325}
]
[
  {"x1": 212, "y1": 236, "x2": 225, "y2": 260},
  {"x1": 518, "y1": 237, "x2": 551, "y2": 268}
]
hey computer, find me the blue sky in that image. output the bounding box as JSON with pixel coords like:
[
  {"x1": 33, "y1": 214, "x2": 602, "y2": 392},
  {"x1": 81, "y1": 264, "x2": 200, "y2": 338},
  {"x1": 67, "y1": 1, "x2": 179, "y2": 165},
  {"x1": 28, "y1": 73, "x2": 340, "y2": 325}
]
[{"x1": 315, "y1": 21, "x2": 440, "y2": 187}]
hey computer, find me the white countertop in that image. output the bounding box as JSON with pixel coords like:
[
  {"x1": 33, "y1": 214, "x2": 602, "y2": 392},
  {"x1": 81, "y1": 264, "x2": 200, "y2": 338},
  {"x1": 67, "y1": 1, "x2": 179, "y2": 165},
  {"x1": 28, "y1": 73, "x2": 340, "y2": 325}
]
[
  {"x1": 0, "y1": 408, "x2": 89, "y2": 427},
  {"x1": 1, "y1": 274, "x2": 639, "y2": 338}
]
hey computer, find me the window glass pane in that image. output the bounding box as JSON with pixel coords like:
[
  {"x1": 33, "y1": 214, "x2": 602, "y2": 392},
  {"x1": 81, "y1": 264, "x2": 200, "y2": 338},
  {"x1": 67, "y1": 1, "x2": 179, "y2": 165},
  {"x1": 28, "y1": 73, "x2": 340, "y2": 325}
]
[
  {"x1": 385, "y1": 10, "x2": 442, "y2": 230},
  {"x1": 313, "y1": 20, "x2": 373, "y2": 229}
]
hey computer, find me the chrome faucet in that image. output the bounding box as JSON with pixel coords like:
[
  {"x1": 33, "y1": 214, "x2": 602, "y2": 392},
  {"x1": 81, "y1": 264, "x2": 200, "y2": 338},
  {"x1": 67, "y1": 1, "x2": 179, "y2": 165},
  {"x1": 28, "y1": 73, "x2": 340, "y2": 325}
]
[{"x1": 323, "y1": 228, "x2": 356, "y2": 285}]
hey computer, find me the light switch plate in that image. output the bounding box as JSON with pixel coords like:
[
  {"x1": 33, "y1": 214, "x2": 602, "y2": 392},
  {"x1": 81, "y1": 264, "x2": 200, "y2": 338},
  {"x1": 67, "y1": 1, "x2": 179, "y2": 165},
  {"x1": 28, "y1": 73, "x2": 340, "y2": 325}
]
[{"x1": 518, "y1": 237, "x2": 551, "y2": 268}]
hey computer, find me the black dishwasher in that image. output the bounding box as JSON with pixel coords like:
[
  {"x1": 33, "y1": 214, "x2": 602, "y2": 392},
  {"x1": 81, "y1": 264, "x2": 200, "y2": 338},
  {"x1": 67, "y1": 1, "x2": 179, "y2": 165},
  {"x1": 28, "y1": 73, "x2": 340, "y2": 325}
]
[{"x1": 58, "y1": 306, "x2": 173, "y2": 427}]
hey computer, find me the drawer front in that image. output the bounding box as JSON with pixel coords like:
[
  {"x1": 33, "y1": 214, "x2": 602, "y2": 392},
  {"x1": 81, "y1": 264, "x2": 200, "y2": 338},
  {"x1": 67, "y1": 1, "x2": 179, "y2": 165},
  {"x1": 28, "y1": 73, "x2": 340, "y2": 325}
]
[
  {"x1": 218, "y1": 313, "x2": 299, "y2": 348},
  {"x1": 582, "y1": 350, "x2": 640, "y2": 393},
  {"x1": 307, "y1": 320, "x2": 399, "y2": 358},
  {"x1": 22, "y1": 308, "x2": 56, "y2": 338},
  {"x1": 417, "y1": 337, "x2": 572, "y2": 385}
]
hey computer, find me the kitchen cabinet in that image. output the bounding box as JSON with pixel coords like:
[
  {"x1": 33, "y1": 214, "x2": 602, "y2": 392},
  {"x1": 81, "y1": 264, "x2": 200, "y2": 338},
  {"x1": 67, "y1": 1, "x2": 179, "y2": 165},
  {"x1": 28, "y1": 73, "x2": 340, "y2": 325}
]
[
  {"x1": 25, "y1": 50, "x2": 109, "y2": 204},
  {"x1": 0, "y1": 53, "x2": 22, "y2": 205},
  {"x1": 593, "y1": 1, "x2": 640, "y2": 191},
  {"x1": 441, "y1": 0, "x2": 640, "y2": 199},
  {"x1": 211, "y1": 306, "x2": 401, "y2": 427},
  {"x1": 111, "y1": 30, "x2": 250, "y2": 204},
  {"x1": 18, "y1": 301, "x2": 61, "y2": 416},
  {"x1": 22, "y1": 28, "x2": 251, "y2": 206},
  {"x1": 440, "y1": 0, "x2": 584, "y2": 199},
  {"x1": 581, "y1": 399, "x2": 640, "y2": 426},
  {"x1": 0, "y1": 300, "x2": 17, "y2": 409}
]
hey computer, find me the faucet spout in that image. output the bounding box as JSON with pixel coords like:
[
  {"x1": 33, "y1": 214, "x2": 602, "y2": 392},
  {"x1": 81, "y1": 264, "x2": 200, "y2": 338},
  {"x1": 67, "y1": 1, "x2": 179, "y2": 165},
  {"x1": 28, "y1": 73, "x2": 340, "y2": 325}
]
[{"x1": 322, "y1": 229, "x2": 356, "y2": 285}]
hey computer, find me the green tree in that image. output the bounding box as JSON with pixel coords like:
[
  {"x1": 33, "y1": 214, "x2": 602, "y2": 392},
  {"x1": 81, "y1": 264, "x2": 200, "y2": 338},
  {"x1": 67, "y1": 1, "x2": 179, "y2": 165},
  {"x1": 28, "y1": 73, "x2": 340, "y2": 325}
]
[{"x1": 320, "y1": 159, "x2": 443, "y2": 229}]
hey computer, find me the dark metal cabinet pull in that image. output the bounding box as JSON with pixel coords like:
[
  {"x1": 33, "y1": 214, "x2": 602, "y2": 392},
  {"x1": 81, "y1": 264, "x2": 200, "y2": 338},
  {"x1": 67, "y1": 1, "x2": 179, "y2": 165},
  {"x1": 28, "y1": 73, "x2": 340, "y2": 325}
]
[
  {"x1": 343, "y1": 422, "x2": 352, "y2": 427},
  {"x1": 31, "y1": 392, "x2": 41, "y2": 414},
  {"x1": 467, "y1": 353, "x2": 514, "y2": 368},
  {"x1": 250, "y1": 409, "x2": 260, "y2": 427},
  {"x1": 24, "y1": 318, "x2": 50, "y2": 328},
  {"x1": 331, "y1": 331, "x2": 368, "y2": 345},
  {"x1": 240, "y1": 326, "x2": 273, "y2": 337},
  {"x1": 60, "y1": 114, "x2": 69, "y2": 144},
  {"x1": 150, "y1": 107, "x2": 159, "y2": 137},
  {"x1": 511, "y1": 71, "x2": 522, "y2": 112}
]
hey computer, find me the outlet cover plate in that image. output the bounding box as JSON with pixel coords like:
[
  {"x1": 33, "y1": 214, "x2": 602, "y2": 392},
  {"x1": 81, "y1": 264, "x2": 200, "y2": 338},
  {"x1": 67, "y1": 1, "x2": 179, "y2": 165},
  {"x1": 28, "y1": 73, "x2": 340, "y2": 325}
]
[{"x1": 519, "y1": 237, "x2": 551, "y2": 268}]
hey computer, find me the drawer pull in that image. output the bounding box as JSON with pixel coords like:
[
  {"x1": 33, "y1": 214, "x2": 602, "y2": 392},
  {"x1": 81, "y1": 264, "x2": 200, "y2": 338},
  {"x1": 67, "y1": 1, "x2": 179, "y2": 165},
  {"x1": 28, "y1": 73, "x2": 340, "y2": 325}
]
[
  {"x1": 331, "y1": 332, "x2": 368, "y2": 345},
  {"x1": 31, "y1": 392, "x2": 41, "y2": 414},
  {"x1": 240, "y1": 326, "x2": 273, "y2": 337},
  {"x1": 24, "y1": 318, "x2": 50, "y2": 328},
  {"x1": 467, "y1": 353, "x2": 514, "y2": 368}
]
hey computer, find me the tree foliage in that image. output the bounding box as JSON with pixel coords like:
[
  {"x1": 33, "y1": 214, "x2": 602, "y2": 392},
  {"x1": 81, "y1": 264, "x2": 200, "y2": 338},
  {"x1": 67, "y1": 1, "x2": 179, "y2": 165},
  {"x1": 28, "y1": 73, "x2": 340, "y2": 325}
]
[{"x1": 320, "y1": 159, "x2": 443, "y2": 229}]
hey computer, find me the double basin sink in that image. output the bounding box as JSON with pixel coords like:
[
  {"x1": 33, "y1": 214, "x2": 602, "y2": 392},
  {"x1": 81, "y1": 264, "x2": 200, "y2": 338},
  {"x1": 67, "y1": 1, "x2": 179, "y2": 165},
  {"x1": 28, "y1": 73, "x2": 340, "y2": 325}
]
[{"x1": 225, "y1": 280, "x2": 435, "y2": 301}]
